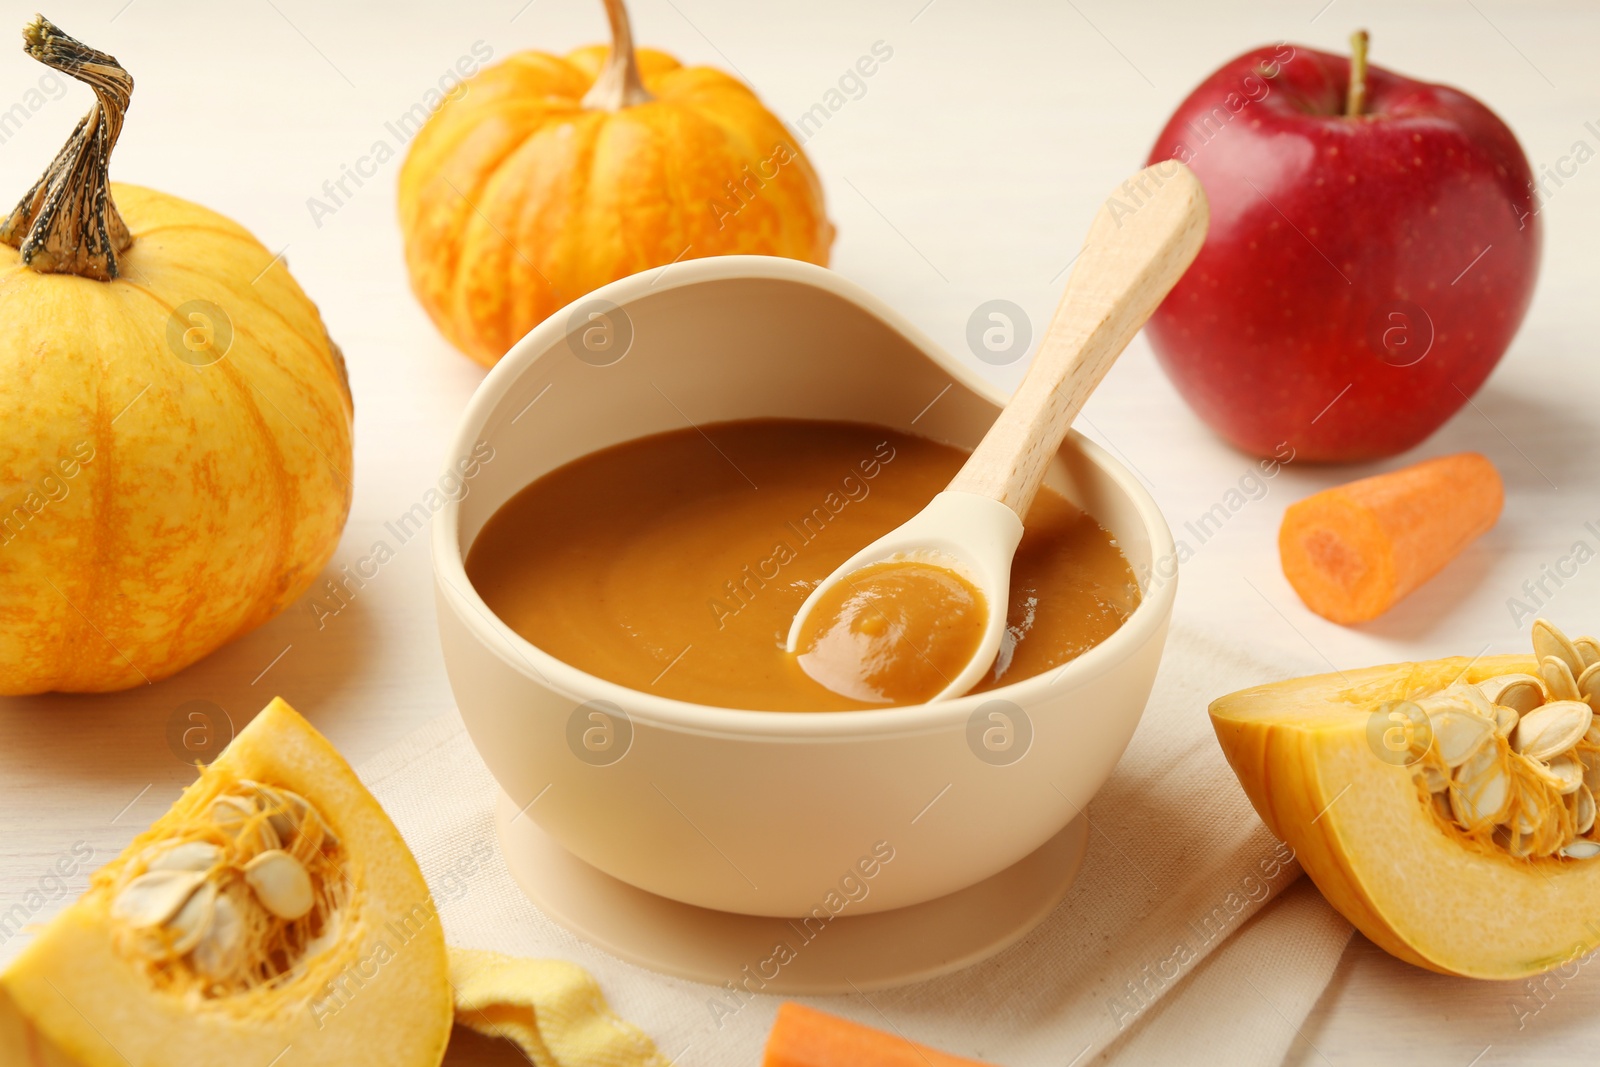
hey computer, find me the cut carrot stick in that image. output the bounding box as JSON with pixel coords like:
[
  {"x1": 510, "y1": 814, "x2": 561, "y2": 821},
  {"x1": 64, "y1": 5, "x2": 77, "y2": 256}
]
[
  {"x1": 1278, "y1": 452, "x2": 1503, "y2": 624},
  {"x1": 762, "y1": 1003, "x2": 995, "y2": 1067}
]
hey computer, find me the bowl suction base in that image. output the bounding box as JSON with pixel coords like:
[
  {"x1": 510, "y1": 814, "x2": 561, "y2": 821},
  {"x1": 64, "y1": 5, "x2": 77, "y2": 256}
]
[{"x1": 494, "y1": 793, "x2": 1089, "y2": 994}]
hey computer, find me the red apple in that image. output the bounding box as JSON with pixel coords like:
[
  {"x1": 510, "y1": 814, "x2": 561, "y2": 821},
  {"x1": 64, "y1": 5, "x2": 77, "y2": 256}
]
[{"x1": 1145, "y1": 35, "x2": 1539, "y2": 462}]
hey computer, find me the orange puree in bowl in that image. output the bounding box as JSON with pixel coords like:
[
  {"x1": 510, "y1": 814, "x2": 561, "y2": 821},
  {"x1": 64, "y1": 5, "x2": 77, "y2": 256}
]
[
  {"x1": 465, "y1": 420, "x2": 1138, "y2": 711},
  {"x1": 795, "y1": 560, "x2": 987, "y2": 706}
]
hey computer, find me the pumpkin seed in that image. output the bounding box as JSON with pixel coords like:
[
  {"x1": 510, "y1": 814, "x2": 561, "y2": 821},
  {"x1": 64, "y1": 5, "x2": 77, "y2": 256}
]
[
  {"x1": 191, "y1": 891, "x2": 245, "y2": 980},
  {"x1": 1430, "y1": 790, "x2": 1454, "y2": 824},
  {"x1": 165, "y1": 880, "x2": 217, "y2": 956},
  {"x1": 1477, "y1": 674, "x2": 1545, "y2": 716},
  {"x1": 1458, "y1": 683, "x2": 1498, "y2": 719},
  {"x1": 1510, "y1": 782, "x2": 1542, "y2": 836},
  {"x1": 1514, "y1": 700, "x2": 1593, "y2": 762},
  {"x1": 1419, "y1": 686, "x2": 1490, "y2": 718},
  {"x1": 1454, "y1": 739, "x2": 1500, "y2": 781},
  {"x1": 1451, "y1": 744, "x2": 1510, "y2": 829},
  {"x1": 243, "y1": 849, "x2": 314, "y2": 920},
  {"x1": 1560, "y1": 839, "x2": 1600, "y2": 859},
  {"x1": 1542, "y1": 753, "x2": 1584, "y2": 795},
  {"x1": 246, "y1": 781, "x2": 307, "y2": 843},
  {"x1": 1495, "y1": 705, "x2": 1519, "y2": 738},
  {"x1": 1497, "y1": 808, "x2": 1546, "y2": 857},
  {"x1": 1541, "y1": 655, "x2": 1581, "y2": 702},
  {"x1": 112, "y1": 869, "x2": 207, "y2": 929},
  {"x1": 145, "y1": 841, "x2": 222, "y2": 874},
  {"x1": 1582, "y1": 750, "x2": 1600, "y2": 794},
  {"x1": 210, "y1": 794, "x2": 255, "y2": 826},
  {"x1": 1419, "y1": 763, "x2": 1450, "y2": 794},
  {"x1": 1506, "y1": 831, "x2": 1538, "y2": 858},
  {"x1": 1536, "y1": 803, "x2": 1567, "y2": 857},
  {"x1": 210, "y1": 794, "x2": 282, "y2": 855},
  {"x1": 1431, "y1": 707, "x2": 1496, "y2": 767},
  {"x1": 1575, "y1": 637, "x2": 1600, "y2": 670},
  {"x1": 1571, "y1": 785, "x2": 1596, "y2": 837},
  {"x1": 1580, "y1": 662, "x2": 1600, "y2": 708},
  {"x1": 1534, "y1": 619, "x2": 1586, "y2": 678},
  {"x1": 246, "y1": 780, "x2": 338, "y2": 859}
]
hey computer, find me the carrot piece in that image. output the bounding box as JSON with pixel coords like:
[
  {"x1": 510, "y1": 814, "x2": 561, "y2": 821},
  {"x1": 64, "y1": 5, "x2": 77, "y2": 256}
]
[
  {"x1": 1278, "y1": 452, "x2": 1503, "y2": 624},
  {"x1": 761, "y1": 1003, "x2": 995, "y2": 1067}
]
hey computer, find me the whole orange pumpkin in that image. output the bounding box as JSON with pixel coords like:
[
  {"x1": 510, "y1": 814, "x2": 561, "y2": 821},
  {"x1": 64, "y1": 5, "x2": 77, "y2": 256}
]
[{"x1": 398, "y1": 0, "x2": 835, "y2": 366}]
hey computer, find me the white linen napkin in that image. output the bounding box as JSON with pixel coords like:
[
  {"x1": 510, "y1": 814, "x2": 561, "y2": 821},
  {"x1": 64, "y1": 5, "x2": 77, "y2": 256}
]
[{"x1": 359, "y1": 623, "x2": 1353, "y2": 1066}]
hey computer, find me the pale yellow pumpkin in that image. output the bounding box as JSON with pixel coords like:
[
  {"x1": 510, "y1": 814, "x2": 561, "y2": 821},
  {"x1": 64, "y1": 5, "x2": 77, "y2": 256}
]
[{"x1": 0, "y1": 18, "x2": 352, "y2": 694}]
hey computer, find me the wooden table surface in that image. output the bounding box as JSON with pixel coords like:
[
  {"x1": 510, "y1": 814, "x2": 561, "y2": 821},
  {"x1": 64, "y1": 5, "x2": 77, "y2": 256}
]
[{"x1": 2, "y1": 0, "x2": 1596, "y2": 1063}]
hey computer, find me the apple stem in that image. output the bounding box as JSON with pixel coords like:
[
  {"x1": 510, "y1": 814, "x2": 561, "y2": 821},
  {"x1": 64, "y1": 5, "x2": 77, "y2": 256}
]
[{"x1": 1346, "y1": 29, "x2": 1369, "y2": 118}]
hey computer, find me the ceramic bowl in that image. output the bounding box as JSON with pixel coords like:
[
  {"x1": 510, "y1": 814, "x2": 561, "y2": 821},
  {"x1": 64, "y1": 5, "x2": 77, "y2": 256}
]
[{"x1": 433, "y1": 256, "x2": 1175, "y2": 917}]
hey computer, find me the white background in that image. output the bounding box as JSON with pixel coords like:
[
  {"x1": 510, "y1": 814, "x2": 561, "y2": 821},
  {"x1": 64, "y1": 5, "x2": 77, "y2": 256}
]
[{"x1": 1, "y1": 0, "x2": 1596, "y2": 1063}]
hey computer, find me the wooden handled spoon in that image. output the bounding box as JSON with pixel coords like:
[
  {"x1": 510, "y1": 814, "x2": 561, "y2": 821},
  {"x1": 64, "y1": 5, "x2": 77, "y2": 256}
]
[{"x1": 785, "y1": 161, "x2": 1209, "y2": 703}]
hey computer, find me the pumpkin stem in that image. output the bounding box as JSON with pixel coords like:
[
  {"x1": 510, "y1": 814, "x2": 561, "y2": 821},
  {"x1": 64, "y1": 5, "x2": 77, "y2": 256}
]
[
  {"x1": 581, "y1": 0, "x2": 655, "y2": 111},
  {"x1": 0, "y1": 15, "x2": 134, "y2": 282}
]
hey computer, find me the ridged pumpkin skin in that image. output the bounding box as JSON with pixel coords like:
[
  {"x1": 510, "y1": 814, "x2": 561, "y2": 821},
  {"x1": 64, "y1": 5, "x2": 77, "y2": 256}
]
[
  {"x1": 0, "y1": 184, "x2": 353, "y2": 694},
  {"x1": 398, "y1": 45, "x2": 835, "y2": 366},
  {"x1": 1211, "y1": 656, "x2": 1600, "y2": 979},
  {"x1": 0, "y1": 698, "x2": 453, "y2": 1066}
]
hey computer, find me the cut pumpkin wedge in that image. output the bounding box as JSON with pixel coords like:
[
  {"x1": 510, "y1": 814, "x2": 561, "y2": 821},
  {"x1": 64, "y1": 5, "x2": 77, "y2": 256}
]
[
  {"x1": 1212, "y1": 649, "x2": 1600, "y2": 980},
  {"x1": 0, "y1": 698, "x2": 452, "y2": 1067}
]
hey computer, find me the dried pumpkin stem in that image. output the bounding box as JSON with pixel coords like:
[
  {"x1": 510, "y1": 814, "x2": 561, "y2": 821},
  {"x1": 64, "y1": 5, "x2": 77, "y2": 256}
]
[
  {"x1": 0, "y1": 15, "x2": 133, "y2": 281},
  {"x1": 581, "y1": 0, "x2": 655, "y2": 111}
]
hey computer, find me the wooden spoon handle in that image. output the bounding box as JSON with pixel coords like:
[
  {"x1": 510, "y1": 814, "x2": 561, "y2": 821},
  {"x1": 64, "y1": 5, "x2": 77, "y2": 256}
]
[{"x1": 946, "y1": 161, "x2": 1209, "y2": 519}]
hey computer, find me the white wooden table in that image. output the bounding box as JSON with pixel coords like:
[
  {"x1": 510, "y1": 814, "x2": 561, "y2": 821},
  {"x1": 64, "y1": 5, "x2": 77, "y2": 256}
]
[{"x1": 2, "y1": 1, "x2": 1595, "y2": 1063}]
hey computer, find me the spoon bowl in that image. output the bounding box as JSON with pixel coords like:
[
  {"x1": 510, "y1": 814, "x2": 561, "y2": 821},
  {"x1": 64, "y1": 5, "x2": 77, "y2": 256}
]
[
  {"x1": 783, "y1": 490, "x2": 1022, "y2": 701},
  {"x1": 787, "y1": 161, "x2": 1210, "y2": 703}
]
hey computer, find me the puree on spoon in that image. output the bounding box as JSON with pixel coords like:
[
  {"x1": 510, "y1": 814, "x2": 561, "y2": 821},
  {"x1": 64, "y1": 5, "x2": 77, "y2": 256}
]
[
  {"x1": 465, "y1": 419, "x2": 1136, "y2": 711},
  {"x1": 793, "y1": 559, "x2": 987, "y2": 705}
]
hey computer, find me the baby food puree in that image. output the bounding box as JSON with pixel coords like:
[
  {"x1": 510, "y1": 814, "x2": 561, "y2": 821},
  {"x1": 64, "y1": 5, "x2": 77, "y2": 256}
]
[
  {"x1": 792, "y1": 557, "x2": 988, "y2": 705},
  {"x1": 466, "y1": 420, "x2": 1137, "y2": 711}
]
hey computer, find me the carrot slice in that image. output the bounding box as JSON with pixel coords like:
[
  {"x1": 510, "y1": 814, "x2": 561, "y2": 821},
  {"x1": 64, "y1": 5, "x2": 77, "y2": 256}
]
[
  {"x1": 762, "y1": 1003, "x2": 994, "y2": 1067},
  {"x1": 1278, "y1": 452, "x2": 1503, "y2": 624}
]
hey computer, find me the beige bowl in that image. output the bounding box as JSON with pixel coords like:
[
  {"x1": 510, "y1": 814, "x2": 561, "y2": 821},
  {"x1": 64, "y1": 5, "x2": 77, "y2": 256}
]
[{"x1": 433, "y1": 256, "x2": 1175, "y2": 918}]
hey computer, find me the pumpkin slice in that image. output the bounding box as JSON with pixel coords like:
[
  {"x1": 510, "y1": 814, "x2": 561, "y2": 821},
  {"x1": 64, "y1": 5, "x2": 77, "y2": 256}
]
[
  {"x1": 1211, "y1": 624, "x2": 1600, "y2": 979},
  {"x1": 0, "y1": 698, "x2": 452, "y2": 1066}
]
